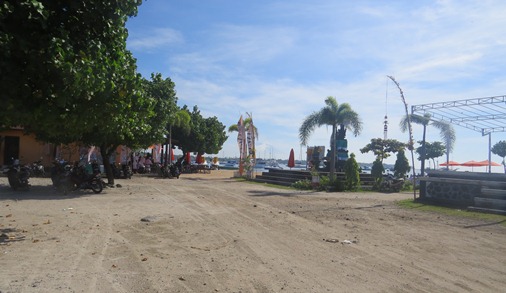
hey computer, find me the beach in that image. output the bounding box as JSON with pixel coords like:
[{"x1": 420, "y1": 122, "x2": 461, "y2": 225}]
[{"x1": 1, "y1": 170, "x2": 505, "y2": 292}]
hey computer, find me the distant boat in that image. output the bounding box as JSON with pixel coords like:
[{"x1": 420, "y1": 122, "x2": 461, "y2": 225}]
[
  {"x1": 221, "y1": 160, "x2": 239, "y2": 169},
  {"x1": 255, "y1": 159, "x2": 282, "y2": 169}
]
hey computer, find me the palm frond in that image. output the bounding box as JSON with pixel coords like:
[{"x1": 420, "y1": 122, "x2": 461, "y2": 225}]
[
  {"x1": 431, "y1": 120, "x2": 456, "y2": 152},
  {"x1": 299, "y1": 111, "x2": 321, "y2": 145}
]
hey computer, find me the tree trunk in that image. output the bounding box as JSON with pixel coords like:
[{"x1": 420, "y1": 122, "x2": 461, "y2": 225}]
[
  {"x1": 420, "y1": 125, "x2": 427, "y2": 176},
  {"x1": 100, "y1": 144, "x2": 115, "y2": 186},
  {"x1": 329, "y1": 124, "x2": 336, "y2": 180}
]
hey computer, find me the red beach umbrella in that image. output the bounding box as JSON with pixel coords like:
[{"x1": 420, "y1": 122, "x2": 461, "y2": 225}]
[
  {"x1": 185, "y1": 152, "x2": 191, "y2": 164},
  {"x1": 288, "y1": 148, "x2": 295, "y2": 169},
  {"x1": 439, "y1": 160, "x2": 460, "y2": 166},
  {"x1": 460, "y1": 160, "x2": 482, "y2": 171},
  {"x1": 170, "y1": 149, "x2": 175, "y2": 162},
  {"x1": 477, "y1": 160, "x2": 501, "y2": 167},
  {"x1": 460, "y1": 160, "x2": 482, "y2": 167}
]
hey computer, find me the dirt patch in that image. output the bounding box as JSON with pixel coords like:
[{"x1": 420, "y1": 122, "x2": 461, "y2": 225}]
[{"x1": 1, "y1": 170, "x2": 505, "y2": 292}]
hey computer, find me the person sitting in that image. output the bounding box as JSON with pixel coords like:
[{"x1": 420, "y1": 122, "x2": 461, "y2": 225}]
[{"x1": 144, "y1": 156, "x2": 152, "y2": 173}]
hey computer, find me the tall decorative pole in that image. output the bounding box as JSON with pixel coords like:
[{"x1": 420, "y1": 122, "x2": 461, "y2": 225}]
[
  {"x1": 384, "y1": 78, "x2": 388, "y2": 140},
  {"x1": 383, "y1": 115, "x2": 388, "y2": 140},
  {"x1": 387, "y1": 76, "x2": 417, "y2": 199}
]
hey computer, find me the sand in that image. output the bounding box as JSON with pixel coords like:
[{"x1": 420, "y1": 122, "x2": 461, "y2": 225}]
[{"x1": 1, "y1": 170, "x2": 505, "y2": 292}]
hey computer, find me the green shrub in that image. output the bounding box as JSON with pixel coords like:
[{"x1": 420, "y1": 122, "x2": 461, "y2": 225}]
[
  {"x1": 318, "y1": 175, "x2": 345, "y2": 192},
  {"x1": 292, "y1": 179, "x2": 312, "y2": 190},
  {"x1": 402, "y1": 180, "x2": 413, "y2": 191},
  {"x1": 344, "y1": 153, "x2": 360, "y2": 191}
]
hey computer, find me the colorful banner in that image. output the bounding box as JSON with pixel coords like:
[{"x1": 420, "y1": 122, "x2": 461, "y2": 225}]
[
  {"x1": 153, "y1": 144, "x2": 161, "y2": 163},
  {"x1": 237, "y1": 116, "x2": 247, "y2": 175},
  {"x1": 246, "y1": 114, "x2": 255, "y2": 166}
]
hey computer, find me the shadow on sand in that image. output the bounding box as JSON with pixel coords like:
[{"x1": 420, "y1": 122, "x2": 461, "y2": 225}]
[{"x1": 0, "y1": 184, "x2": 103, "y2": 201}]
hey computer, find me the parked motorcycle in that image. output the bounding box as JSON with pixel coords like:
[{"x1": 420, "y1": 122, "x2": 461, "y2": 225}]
[
  {"x1": 160, "y1": 161, "x2": 181, "y2": 179},
  {"x1": 3, "y1": 162, "x2": 30, "y2": 190},
  {"x1": 112, "y1": 163, "x2": 132, "y2": 179},
  {"x1": 30, "y1": 159, "x2": 46, "y2": 177},
  {"x1": 52, "y1": 161, "x2": 102, "y2": 194},
  {"x1": 51, "y1": 160, "x2": 69, "y2": 189}
]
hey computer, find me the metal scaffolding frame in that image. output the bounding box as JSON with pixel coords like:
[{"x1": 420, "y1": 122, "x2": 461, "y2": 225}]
[
  {"x1": 411, "y1": 95, "x2": 506, "y2": 136},
  {"x1": 411, "y1": 95, "x2": 506, "y2": 172}
]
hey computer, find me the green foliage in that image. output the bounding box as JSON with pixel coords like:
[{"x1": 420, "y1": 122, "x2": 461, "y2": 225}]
[
  {"x1": 416, "y1": 141, "x2": 445, "y2": 169},
  {"x1": 1, "y1": 0, "x2": 144, "y2": 139},
  {"x1": 360, "y1": 138, "x2": 406, "y2": 162},
  {"x1": 401, "y1": 180, "x2": 413, "y2": 191},
  {"x1": 492, "y1": 140, "x2": 506, "y2": 164},
  {"x1": 318, "y1": 176, "x2": 345, "y2": 192},
  {"x1": 394, "y1": 149, "x2": 410, "y2": 178},
  {"x1": 174, "y1": 106, "x2": 228, "y2": 155},
  {"x1": 344, "y1": 153, "x2": 360, "y2": 191},
  {"x1": 292, "y1": 179, "x2": 313, "y2": 190},
  {"x1": 371, "y1": 158, "x2": 384, "y2": 190}
]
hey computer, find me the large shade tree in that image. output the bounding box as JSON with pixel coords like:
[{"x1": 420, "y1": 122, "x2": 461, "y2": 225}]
[
  {"x1": 400, "y1": 113, "x2": 455, "y2": 176},
  {"x1": 299, "y1": 96, "x2": 362, "y2": 179},
  {"x1": 0, "y1": 0, "x2": 144, "y2": 135},
  {"x1": 0, "y1": 1, "x2": 183, "y2": 184},
  {"x1": 173, "y1": 106, "x2": 228, "y2": 158}
]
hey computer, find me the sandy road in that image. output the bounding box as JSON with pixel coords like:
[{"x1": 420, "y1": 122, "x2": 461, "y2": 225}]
[{"x1": 1, "y1": 171, "x2": 505, "y2": 292}]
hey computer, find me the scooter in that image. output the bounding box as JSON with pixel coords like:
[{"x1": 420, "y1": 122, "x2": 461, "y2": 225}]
[
  {"x1": 54, "y1": 162, "x2": 103, "y2": 194},
  {"x1": 30, "y1": 159, "x2": 46, "y2": 177},
  {"x1": 69, "y1": 163, "x2": 103, "y2": 194},
  {"x1": 3, "y1": 162, "x2": 30, "y2": 190}
]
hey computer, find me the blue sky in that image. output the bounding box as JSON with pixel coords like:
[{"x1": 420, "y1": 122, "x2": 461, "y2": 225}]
[{"x1": 126, "y1": 0, "x2": 506, "y2": 171}]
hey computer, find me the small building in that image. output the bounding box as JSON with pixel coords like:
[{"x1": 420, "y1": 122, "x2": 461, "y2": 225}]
[{"x1": 0, "y1": 128, "x2": 82, "y2": 168}]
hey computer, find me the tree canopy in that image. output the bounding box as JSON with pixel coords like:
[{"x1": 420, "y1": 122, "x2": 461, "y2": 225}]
[
  {"x1": 173, "y1": 106, "x2": 228, "y2": 156},
  {"x1": 1, "y1": 0, "x2": 144, "y2": 138},
  {"x1": 491, "y1": 140, "x2": 506, "y2": 164},
  {"x1": 360, "y1": 138, "x2": 406, "y2": 162},
  {"x1": 0, "y1": 0, "x2": 228, "y2": 182},
  {"x1": 393, "y1": 149, "x2": 410, "y2": 178},
  {"x1": 415, "y1": 141, "x2": 445, "y2": 170}
]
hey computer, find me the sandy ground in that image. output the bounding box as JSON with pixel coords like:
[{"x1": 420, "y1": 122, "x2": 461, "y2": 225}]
[{"x1": 0, "y1": 170, "x2": 505, "y2": 293}]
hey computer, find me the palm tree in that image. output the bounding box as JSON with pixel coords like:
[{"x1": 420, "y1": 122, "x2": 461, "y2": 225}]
[
  {"x1": 299, "y1": 96, "x2": 362, "y2": 179},
  {"x1": 228, "y1": 115, "x2": 258, "y2": 175},
  {"x1": 399, "y1": 113, "x2": 455, "y2": 176},
  {"x1": 228, "y1": 116, "x2": 258, "y2": 138}
]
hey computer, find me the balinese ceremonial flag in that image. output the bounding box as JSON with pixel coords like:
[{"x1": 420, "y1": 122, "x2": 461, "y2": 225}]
[
  {"x1": 87, "y1": 146, "x2": 95, "y2": 163},
  {"x1": 246, "y1": 115, "x2": 255, "y2": 165},
  {"x1": 153, "y1": 144, "x2": 161, "y2": 163},
  {"x1": 237, "y1": 116, "x2": 246, "y2": 175}
]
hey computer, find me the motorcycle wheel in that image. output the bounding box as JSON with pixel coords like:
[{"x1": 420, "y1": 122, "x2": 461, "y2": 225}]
[
  {"x1": 90, "y1": 179, "x2": 103, "y2": 194},
  {"x1": 60, "y1": 182, "x2": 72, "y2": 195}
]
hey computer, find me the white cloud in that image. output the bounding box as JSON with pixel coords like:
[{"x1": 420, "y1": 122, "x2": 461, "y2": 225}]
[
  {"x1": 128, "y1": 28, "x2": 183, "y2": 51},
  {"x1": 128, "y1": 0, "x2": 506, "y2": 167}
]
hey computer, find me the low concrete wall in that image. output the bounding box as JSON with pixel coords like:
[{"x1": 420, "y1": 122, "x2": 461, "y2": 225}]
[{"x1": 420, "y1": 170, "x2": 506, "y2": 207}]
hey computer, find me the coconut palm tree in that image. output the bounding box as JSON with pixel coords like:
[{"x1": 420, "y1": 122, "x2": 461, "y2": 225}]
[
  {"x1": 228, "y1": 116, "x2": 258, "y2": 138},
  {"x1": 299, "y1": 96, "x2": 362, "y2": 179},
  {"x1": 399, "y1": 113, "x2": 455, "y2": 176}
]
